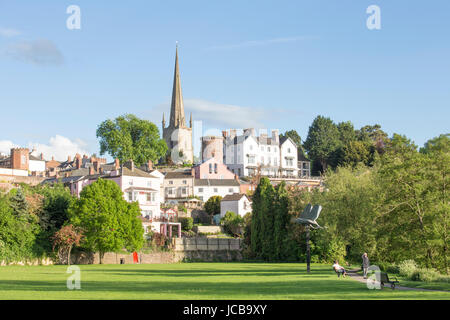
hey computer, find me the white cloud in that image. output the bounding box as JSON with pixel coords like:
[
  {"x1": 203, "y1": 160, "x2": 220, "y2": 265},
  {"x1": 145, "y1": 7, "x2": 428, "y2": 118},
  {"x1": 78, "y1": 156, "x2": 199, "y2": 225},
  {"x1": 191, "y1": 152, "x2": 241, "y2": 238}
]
[
  {"x1": 0, "y1": 27, "x2": 21, "y2": 38},
  {"x1": 0, "y1": 135, "x2": 90, "y2": 161},
  {"x1": 207, "y1": 36, "x2": 316, "y2": 50},
  {"x1": 0, "y1": 140, "x2": 18, "y2": 156},
  {"x1": 4, "y1": 39, "x2": 64, "y2": 66},
  {"x1": 146, "y1": 98, "x2": 269, "y2": 130},
  {"x1": 184, "y1": 98, "x2": 267, "y2": 129}
]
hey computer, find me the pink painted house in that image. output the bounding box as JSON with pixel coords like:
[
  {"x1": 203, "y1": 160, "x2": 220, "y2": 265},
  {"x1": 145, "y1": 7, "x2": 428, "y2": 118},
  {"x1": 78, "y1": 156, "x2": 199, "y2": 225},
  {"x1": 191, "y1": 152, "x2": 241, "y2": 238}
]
[{"x1": 192, "y1": 158, "x2": 236, "y2": 180}]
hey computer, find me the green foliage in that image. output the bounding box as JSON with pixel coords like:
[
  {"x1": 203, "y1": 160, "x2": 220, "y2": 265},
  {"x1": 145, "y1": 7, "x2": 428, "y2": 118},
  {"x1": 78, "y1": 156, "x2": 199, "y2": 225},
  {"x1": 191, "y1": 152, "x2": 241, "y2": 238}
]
[
  {"x1": 204, "y1": 196, "x2": 222, "y2": 215},
  {"x1": 0, "y1": 195, "x2": 36, "y2": 263},
  {"x1": 398, "y1": 260, "x2": 419, "y2": 278},
  {"x1": 220, "y1": 211, "x2": 243, "y2": 237},
  {"x1": 251, "y1": 177, "x2": 275, "y2": 260},
  {"x1": 96, "y1": 114, "x2": 168, "y2": 166},
  {"x1": 303, "y1": 115, "x2": 341, "y2": 173},
  {"x1": 410, "y1": 268, "x2": 441, "y2": 282},
  {"x1": 179, "y1": 217, "x2": 193, "y2": 231},
  {"x1": 34, "y1": 184, "x2": 73, "y2": 253},
  {"x1": 273, "y1": 182, "x2": 290, "y2": 260},
  {"x1": 68, "y1": 179, "x2": 144, "y2": 263}
]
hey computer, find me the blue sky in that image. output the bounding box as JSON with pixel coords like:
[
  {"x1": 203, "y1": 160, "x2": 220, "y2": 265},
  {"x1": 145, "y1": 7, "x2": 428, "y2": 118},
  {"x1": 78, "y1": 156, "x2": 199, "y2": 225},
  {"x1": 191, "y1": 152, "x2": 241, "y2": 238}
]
[{"x1": 0, "y1": 0, "x2": 449, "y2": 160}]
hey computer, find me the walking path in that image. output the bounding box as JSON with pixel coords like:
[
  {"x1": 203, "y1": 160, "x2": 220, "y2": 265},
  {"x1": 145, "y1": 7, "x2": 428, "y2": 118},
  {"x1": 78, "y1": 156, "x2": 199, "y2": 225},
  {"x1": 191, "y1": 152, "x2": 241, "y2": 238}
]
[{"x1": 346, "y1": 269, "x2": 448, "y2": 292}]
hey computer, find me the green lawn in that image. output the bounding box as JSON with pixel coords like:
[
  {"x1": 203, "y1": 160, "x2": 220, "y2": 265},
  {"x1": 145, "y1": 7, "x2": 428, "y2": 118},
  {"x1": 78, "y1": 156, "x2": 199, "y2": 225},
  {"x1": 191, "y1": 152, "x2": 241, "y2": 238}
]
[
  {"x1": 355, "y1": 270, "x2": 450, "y2": 292},
  {"x1": 0, "y1": 263, "x2": 449, "y2": 300}
]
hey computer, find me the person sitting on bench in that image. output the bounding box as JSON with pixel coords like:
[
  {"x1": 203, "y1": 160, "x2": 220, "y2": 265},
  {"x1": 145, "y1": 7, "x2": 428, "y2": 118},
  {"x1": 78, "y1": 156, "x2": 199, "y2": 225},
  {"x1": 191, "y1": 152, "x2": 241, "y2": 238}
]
[{"x1": 332, "y1": 260, "x2": 347, "y2": 278}]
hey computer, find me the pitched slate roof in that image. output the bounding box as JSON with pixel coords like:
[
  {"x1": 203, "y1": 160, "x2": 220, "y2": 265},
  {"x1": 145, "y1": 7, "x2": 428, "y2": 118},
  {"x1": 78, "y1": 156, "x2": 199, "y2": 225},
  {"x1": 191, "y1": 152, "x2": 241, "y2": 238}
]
[
  {"x1": 29, "y1": 154, "x2": 44, "y2": 161},
  {"x1": 121, "y1": 166, "x2": 159, "y2": 178},
  {"x1": 165, "y1": 170, "x2": 193, "y2": 179},
  {"x1": 222, "y1": 193, "x2": 249, "y2": 202}
]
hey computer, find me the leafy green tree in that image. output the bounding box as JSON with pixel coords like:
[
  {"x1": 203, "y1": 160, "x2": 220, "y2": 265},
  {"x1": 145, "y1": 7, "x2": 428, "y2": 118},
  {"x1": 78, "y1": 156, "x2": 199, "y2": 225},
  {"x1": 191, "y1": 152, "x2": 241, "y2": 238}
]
[
  {"x1": 280, "y1": 130, "x2": 302, "y2": 147},
  {"x1": 357, "y1": 124, "x2": 388, "y2": 143},
  {"x1": 96, "y1": 114, "x2": 168, "y2": 166},
  {"x1": 204, "y1": 196, "x2": 222, "y2": 216},
  {"x1": 0, "y1": 195, "x2": 36, "y2": 262},
  {"x1": 179, "y1": 217, "x2": 194, "y2": 231},
  {"x1": 34, "y1": 184, "x2": 74, "y2": 253},
  {"x1": 304, "y1": 116, "x2": 341, "y2": 173},
  {"x1": 357, "y1": 124, "x2": 389, "y2": 155},
  {"x1": 273, "y1": 181, "x2": 290, "y2": 260},
  {"x1": 251, "y1": 177, "x2": 275, "y2": 260},
  {"x1": 377, "y1": 134, "x2": 438, "y2": 268},
  {"x1": 9, "y1": 189, "x2": 30, "y2": 220},
  {"x1": 420, "y1": 134, "x2": 450, "y2": 273},
  {"x1": 339, "y1": 140, "x2": 371, "y2": 167},
  {"x1": 68, "y1": 179, "x2": 144, "y2": 263},
  {"x1": 337, "y1": 121, "x2": 357, "y2": 145},
  {"x1": 220, "y1": 211, "x2": 244, "y2": 237},
  {"x1": 52, "y1": 224, "x2": 83, "y2": 265}
]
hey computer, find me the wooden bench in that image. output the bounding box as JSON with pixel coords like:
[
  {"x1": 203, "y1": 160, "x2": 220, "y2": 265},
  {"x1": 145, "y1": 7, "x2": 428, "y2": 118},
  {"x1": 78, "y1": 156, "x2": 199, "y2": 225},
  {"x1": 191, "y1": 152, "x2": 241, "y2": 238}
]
[
  {"x1": 380, "y1": 272, "x2": 399, "y2": 290},
  {"x1": 332, "y1": 267, "x2": 346, "y2": 278}
]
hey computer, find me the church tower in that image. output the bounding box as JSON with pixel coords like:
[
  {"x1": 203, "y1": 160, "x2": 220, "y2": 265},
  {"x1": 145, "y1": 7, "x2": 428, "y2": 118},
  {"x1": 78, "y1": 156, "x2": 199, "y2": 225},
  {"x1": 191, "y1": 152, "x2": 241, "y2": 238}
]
[{"x1": 162, "y1": 45, "x2": 194, "y2": 164}]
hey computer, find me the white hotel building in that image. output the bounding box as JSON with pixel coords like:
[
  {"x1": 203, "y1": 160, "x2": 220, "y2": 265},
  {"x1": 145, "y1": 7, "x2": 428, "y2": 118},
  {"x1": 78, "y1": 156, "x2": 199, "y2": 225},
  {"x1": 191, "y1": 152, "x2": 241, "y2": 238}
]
[{"x1": 223, "y1": 129, "x2": 305, "y2": 178}]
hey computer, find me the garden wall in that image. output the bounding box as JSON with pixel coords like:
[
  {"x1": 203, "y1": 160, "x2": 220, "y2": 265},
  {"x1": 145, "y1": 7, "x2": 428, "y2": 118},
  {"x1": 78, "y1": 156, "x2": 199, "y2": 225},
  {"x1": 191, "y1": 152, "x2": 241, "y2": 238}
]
[
  {"x1": 67, "y1": 238, "x2": 243, "y2": 264},
  {"x1": 1, "y1": 238, "x2": 243, "y2": 265}
]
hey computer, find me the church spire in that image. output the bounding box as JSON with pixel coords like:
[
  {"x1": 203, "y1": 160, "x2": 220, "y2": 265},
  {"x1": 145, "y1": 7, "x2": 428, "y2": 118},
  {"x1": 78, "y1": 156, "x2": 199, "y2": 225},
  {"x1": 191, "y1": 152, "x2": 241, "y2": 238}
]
[
  {"x1": 169, "y1": 44, "x2": 186, "y2": 128},
  {"x1": 162, "y1": 112, "x2": 166, "y2": 128}
]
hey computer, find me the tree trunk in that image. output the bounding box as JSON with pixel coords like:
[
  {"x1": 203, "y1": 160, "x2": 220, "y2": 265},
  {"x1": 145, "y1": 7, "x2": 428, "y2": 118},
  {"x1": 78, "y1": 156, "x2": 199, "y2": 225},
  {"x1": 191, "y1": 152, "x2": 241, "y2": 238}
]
[{"x1": 67, "y1": 245, "x2": 72, "y2": 266}]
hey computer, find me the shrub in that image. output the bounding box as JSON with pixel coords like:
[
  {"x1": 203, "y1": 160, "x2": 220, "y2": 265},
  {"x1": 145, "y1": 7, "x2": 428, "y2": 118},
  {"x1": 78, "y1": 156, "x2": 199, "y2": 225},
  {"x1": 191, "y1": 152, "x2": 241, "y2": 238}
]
[
  {"x1": 398, "y1": 259, "x2": 418, "y2": 278},
  {"x1": 181, "y1": 230, "x2": 196, "y2": 238},
  {"x1": 386, "y1": 264, "x2": 400, "y2": 274},
  {"x1": 220, "y1": 211, "x2": 243, "y2": 237},
  {"x1": 151, "y1": 232, "x2": 169, "y2": 247},
  {"x1": 179, "y1": 217, "x2": 193, "y2": 231},
  {"x1": 376, "y1": 262, "x2": 400, "y2": 274},
  {"x1": 410, "y1": 268, "x2": 440, "y2": 282}
]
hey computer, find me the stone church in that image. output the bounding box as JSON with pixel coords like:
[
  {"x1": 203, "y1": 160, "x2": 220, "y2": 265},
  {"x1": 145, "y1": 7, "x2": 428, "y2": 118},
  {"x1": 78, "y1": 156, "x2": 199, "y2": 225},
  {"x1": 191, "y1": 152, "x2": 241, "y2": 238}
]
[{"x1": 162, "y1": 46, "x2": 194, "y2": 164}]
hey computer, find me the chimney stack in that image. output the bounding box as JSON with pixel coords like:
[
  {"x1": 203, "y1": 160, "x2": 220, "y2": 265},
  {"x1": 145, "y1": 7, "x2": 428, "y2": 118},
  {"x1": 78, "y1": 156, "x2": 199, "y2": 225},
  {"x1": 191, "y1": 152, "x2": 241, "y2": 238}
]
[
  {"x1": 93, "y1": 161, "x2": 99, "y2": 173},
  {"x1": 68, "y1": 155, "x2": 71, "y2": 162},
  {"x1": 147, "y1": 160, "x2": 153, "y2": 171},
  {"x1": 89, "y1": 166, "x2": 94, "y2": 175},
  {"x1": 114, "y1": 158, "x2": 120, "y2": 170}
]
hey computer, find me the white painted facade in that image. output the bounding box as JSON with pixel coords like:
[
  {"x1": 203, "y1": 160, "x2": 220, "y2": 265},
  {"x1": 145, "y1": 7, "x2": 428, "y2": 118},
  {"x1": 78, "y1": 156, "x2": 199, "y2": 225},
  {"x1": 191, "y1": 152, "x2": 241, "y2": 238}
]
[
  {"x1": 224, "y1": 129, "x2": 301, "y2": 178},
  {"x1": 69, "y1": 169, "x2": 162, "y2": 221},
  {"x1": 0, "y1": 168, "x2": 28, "y2": 177},
  {"x1": 121, "y1": 174, "x2": 162, "y2": 221},
  {"x1": 280, "y1": 138, "x2": 298, "y2": 177},
  {"x1": 220, "y1": 195, "x2": 252, "y2": 218},
  {"x1": 29, "y1": 159, "x2": 46, "y2": 173},
  {"x1": 194, "y1": 181, "x2": 240, "y2": 203}
]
